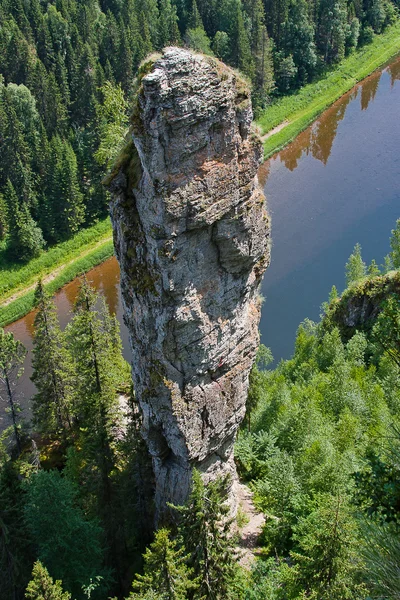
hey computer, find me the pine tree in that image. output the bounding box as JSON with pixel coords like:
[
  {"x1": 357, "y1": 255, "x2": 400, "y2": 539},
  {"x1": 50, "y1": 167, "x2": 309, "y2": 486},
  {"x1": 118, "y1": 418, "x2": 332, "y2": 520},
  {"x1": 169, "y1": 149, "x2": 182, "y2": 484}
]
[
  {"x1": 345, "y1": 243, "x2": 366, "y2": 287},
  {"x1": 31, "y1": 281, "x2": 73, "y2": 436},
  {"x1": 25, "y1": 561, "x2": 72, "y2": 600},
  {"x1": 0, "y1": 328, "x2": 26, "y2": 453},
  {"x1": 173, "y1": 470, "x2": 238, "y2": 600},
  {"x1": 130, "y1": 528, "x2": 197, "y2": 600},
  {"x1": 382, "y1": 254, "x2": 393, "y2": 274},
  {"x1": 329, "y1": 285, "x2": 339, "y2": 303}
]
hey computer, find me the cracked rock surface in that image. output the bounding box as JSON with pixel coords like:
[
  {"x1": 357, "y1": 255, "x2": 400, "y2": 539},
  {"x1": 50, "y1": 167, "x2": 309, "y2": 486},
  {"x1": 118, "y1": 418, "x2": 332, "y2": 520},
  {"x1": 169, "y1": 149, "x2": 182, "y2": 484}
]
[{"x1": 108, "y1": 47, "x2": 270, "y2": 516}]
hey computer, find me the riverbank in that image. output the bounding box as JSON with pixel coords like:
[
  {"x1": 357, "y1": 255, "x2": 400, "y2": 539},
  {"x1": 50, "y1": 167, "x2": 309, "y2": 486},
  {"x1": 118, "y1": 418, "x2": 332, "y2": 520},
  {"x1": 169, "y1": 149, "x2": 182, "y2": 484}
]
[
  {"x1": 0, "y1": 219, "x2": 113, "y2": 327},
  {"x1": 257, "y1": 22, "x2": 400, "y2": 158}
]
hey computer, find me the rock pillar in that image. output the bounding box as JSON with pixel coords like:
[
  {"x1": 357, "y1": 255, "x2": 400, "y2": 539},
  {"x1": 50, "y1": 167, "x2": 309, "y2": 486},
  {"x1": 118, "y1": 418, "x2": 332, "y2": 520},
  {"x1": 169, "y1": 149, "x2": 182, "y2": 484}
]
[{"x1": 108, "y1": 47, "x2": 270, "y2": 515}]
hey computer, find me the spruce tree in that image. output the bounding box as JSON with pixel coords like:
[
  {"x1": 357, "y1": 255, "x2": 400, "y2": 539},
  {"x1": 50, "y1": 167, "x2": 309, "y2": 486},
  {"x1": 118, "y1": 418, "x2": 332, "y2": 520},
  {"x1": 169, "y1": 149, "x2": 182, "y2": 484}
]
[
  {"x1": 45, "y1": 137, "x2": 84, "y2": 242},
  {"x1": 0, "y1": 459, "x2": 34, "y2": 599},
  {"x1": 290, "y1": 494, "x2": 366, "y2": 598},
  {"x1": 345, "y1": 243, "x2": 366, "y2": 287},
  {"x1": 0, "y1": 192, "x2": 7, "y2": 240},
  {"x1": 159, "y1": 0, "x2": 181, "y2": 48},
  {"x1": 94, "y1": 81, "x2": 129, "y2": 170},
  {"x1": 188, "y1": 0, "x2": 204, "y2": 30},
  {"x1": 4, "y1": 179, "x2": 45, "y2": 261},
  {"x1": 25, "y1": 561, "x2": 71, "y2": 600},
  {"x1": 173, "y1": 470, "x2": 238, "y2": 600},
  {"x1": 390, "y1": 218, "x2": 400, "y2": 269},
  {"x1": 233, "y1": 5, "x2": 255, "y2": 79},
  {"x1": 25, "y1": 470, "x2": 107, "y2": 599},
  {"x1": 0, "y1": 328, "x2": 26, "y2": 453},
  {"x1": 31, "y1": 281, "x2": 73, "y2": 436},
  {"x1": 367, "y1": 259, "x2": 380, "y2": 277},
  {"x1": 130, "y1": 528, "x2": 197, "y2": 600},
  {"x1": 65, "y1": 279, "x2": 129, "y2": 539},
  {"x1": 281, "y1": 0, "x2": 317, "y2": 84}
]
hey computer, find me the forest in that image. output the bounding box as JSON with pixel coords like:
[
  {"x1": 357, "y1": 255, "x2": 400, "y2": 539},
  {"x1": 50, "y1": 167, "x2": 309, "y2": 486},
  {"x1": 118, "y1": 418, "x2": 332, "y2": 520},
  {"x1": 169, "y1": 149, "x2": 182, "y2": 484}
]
[
  {"x1": 1, "y1": 0, "x2": 400, "y2": 597},
  {"x1": 1, "y1": 217, "x2": 400, "y2": 598},
  {"x1": 0, "y1": 0, "x2": 399, "y2": 263}
]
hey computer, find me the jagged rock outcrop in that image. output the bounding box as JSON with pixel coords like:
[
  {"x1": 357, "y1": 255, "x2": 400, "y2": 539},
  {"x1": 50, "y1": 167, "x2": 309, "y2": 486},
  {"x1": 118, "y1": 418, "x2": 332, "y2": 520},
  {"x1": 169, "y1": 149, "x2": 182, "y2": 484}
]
[
  {"x1": 108, "y1": 47, "x2": 270, "y2": 516},
  {"x1": 325, "y1": 271, "x2": 400, "y2": 339}
]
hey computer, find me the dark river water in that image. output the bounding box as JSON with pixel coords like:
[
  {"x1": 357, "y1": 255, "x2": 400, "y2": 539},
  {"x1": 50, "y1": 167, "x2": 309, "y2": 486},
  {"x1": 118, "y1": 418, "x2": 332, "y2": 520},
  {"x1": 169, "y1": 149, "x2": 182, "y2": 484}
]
[{"x1": 3, "y1": 55, "x2": 400, "y2": 427}]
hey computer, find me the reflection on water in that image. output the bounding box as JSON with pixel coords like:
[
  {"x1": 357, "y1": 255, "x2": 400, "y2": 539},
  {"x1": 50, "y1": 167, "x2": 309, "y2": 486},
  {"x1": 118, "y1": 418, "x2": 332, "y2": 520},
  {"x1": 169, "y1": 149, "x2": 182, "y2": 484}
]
[
  {"x1": 2, "y1": 54, "x2": 400, "y2": 427},
  {"x1": 388, "y1": 59, "x2": 400, "y2": 85},
  {"x1": 260, "y1": 55, "x2": 400, "y2": 363},
  {"x1": 360, "y1": 73, "x2": 381, "y2": 110}
]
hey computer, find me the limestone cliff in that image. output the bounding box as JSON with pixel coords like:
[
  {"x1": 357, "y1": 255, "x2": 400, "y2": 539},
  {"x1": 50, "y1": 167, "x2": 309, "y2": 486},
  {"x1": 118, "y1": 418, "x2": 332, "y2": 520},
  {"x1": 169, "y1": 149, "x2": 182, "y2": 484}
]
[{"x1": 108, "y1": 47, "x2": 270, "y2": 515}]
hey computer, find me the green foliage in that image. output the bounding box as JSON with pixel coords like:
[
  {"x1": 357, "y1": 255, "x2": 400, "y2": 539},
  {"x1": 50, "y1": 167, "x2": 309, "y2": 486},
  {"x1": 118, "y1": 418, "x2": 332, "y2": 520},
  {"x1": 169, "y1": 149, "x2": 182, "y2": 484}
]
[
  {"x1": 172, "y1": 470, "x2": 239, "y2": 599},
  {"x1": 258, "y1": 21, "x2": 400, "y2": 157},
  {"x1": 130, "y1": 528, "x2": 197, "y2": 600},
  {"x1": 94, "y1": 81, "x2": 129, "y2": 170},
  {"x1": 236, "y1": 256, "x2": 400, "y2": 596},
  {"x1": 24, "y1": 470, "x2": 108, "y2": 600},
  {"x1": 290, "y1": 494, "x2": 367, "y2": 598},
  {"x1": 25, "y1": 561, "x2": 71, "y2": 600},
  {"x1": 390, "y1": 218, "x2": 400, "y2": 269},
  {"x1": 185, "y1": 28, "x2": 214, "y2": 55},
  {"x1": 345, "y1": 243, "x2": 366, "y2": 287},
  {"x1": 0, "y1": 458, "x2": 34, "y2": 600},
  {"x1": 372, "y1": 295, "x2": 400, "y2": 368},
  {"x1": 31, "y1": 281, "x2": 73, "y2": 436},
  {"x1": 360, "y1": 519, "x2": 400, "y2": 598},
  {"x1": 0, "y1": 327, "x2": 26, "y2": 452},
  {"x1": 4, "y1": 179, "x2": 45, "y2": 262}
]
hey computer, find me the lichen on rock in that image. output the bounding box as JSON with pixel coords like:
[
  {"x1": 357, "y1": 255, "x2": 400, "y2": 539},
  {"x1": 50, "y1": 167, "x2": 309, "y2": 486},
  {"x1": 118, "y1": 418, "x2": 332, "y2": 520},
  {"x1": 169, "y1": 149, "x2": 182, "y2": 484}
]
[{"x1": 108, "y1": 47, "x2": 271, "y2": 517}]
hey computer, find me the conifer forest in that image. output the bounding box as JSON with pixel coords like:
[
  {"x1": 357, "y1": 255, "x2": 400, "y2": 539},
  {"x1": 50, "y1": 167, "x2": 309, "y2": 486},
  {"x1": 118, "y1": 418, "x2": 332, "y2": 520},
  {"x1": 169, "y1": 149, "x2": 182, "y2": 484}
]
[{"x1": 0, "y1": 0, "x2": 400, "y2": 598}]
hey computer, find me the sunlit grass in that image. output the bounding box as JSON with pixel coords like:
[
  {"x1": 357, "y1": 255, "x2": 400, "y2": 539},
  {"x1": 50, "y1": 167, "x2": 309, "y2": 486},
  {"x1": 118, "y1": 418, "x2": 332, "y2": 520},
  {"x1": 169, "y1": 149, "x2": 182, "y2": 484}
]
[
  {"x1": 0, "y1": 238, "x2": 114, "y2": 327},
  {"x1": 0, "y1": 218, "x2": 112, "y2": 301}
]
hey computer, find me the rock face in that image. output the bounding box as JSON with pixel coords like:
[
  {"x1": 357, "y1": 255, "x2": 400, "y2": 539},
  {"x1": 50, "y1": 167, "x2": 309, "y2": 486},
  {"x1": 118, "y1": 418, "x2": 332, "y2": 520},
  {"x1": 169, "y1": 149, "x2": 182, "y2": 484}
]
[
  {"x1": 108, "y1": 47, "x2": 270, "y2": 516},
  {"x1": 327, "y1": 271, "x2": 400, "y2": 338}
]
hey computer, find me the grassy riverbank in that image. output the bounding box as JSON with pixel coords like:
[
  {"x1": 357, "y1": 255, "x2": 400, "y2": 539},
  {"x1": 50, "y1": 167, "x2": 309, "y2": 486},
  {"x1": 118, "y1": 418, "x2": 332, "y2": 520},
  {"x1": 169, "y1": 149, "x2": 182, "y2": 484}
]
[
  {"x1": 0, "y1": 219, "x2": 113, "y2": 327},
  {"x1": 257, "y1": 22, "x2": 400, "y2": 158}
]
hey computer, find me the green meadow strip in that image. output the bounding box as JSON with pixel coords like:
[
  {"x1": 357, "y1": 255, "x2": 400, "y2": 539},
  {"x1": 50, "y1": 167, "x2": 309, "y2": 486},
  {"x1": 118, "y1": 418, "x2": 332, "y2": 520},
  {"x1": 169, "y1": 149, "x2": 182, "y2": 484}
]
[
  {"x1": 0, "y1": 218, "x2": 112, "y2": 301},
  {"x1": 257, "y1": 22, "x2": 400, "y2": 159},
  {"x1": 0, "y1": 239, "x2": 114, "y2": 328}
]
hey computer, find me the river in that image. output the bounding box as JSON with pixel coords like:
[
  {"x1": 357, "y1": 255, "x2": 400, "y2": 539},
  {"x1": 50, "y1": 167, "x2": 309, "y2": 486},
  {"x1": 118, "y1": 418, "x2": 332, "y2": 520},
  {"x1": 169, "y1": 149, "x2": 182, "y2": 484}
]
[{"x1": 3, "y1": 55, "x2": 400, "y2": 426}]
